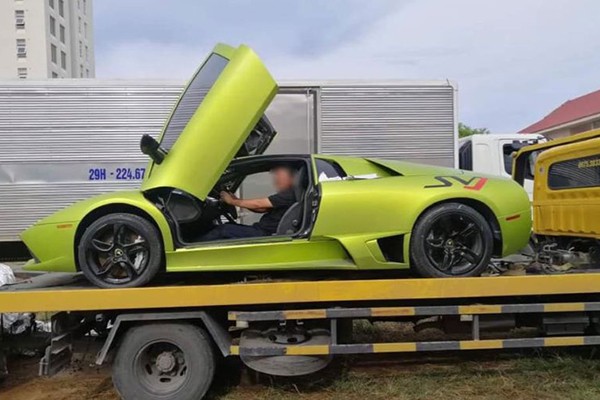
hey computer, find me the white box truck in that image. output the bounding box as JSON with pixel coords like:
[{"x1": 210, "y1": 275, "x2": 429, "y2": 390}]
[{"x1": 0, "y1": 79, "x2": 457, "y2": 245}]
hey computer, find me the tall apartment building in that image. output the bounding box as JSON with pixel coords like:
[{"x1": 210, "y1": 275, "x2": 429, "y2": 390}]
[{"x1": 0, "y1": 0, "x2": 95, "y2": 80}]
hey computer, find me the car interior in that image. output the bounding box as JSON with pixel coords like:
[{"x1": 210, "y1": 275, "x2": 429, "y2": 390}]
[{"x1": 153, "y1": 157, "x2": 316, "y2": 247}]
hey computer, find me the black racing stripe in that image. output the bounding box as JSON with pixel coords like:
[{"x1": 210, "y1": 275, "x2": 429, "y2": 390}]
[
  {"x1": 326, "y1": 308, "x2": 372, "y2": 319},
  {"x1": 503, "y1": 338, "x2": 545, "y2": 348},
  {"x1": 501, "y1": 304, "x2": 544, "y2": 313},
  {"x1": 583, "y1": 336, "x2": 600, "y2": 345},
  {"x1": 331, "y1": 344, "x2": 374, "y2": 355},
  {"x1": 584, "y1": 303, "x2": 600, "y2": 312},
  {"x1": 239, "y1": 347, "x2": 286, "y2": 357},
  {"x1": 414, "y1": 306, "x2": 459, "y2": 316},
  {"x1": 416, "y1": 341, "x2": 460, "y2": 351},
  {"x1": 233, "y1": 311, "x2": 286, "y2": 322}
]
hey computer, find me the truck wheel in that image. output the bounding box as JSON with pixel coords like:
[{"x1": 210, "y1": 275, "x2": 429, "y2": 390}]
[
  {"x1": 78, "y1": 213, "x2": 162, "y2": 288},
  {"x1": 113, "y1": 323, "x2": 215, "y2": 400},
  {"x1": 410, "y1": 203, "x2": 493, "y2": 277}
]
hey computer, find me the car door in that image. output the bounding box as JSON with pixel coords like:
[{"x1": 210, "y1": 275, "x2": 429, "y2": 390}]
[
  {"x1": 164, "y1": 158, "x2": 352, "y2": 272},
  {"x1": 142, "y1": 44, "x2": 278, "y2": 201}
]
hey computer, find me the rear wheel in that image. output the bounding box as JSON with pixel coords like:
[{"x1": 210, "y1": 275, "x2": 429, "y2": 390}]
[
  {"x1": 77, "y1": 213, "x2": 162, "y2": 288},
  {"x1": 410, "y1": 203, "x2": 493, "y2": 277},
  {"x1": 112, "y1": 323, "x2": 215, "y2": 400}
]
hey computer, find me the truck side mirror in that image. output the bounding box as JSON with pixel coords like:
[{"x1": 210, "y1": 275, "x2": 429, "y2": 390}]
[{"x1": 528, "y1": 152, "x2": 539, "y2": 178}]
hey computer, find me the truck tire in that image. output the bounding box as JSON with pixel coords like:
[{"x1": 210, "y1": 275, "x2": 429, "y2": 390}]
[
  {"x1": 113, "y1": 323, "x2": 215, "y2": 400},
  {"x1": 410, "y1": 202, "x2": 493, "y2": 277},
  {"x1": 78, "y1": 213, "x2": 162, "y2": 288}
]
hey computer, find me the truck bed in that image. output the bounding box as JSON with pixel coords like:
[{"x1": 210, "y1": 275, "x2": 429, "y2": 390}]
[{"x1": 2, "y1": 271, "x2": 600, "y2": 313}]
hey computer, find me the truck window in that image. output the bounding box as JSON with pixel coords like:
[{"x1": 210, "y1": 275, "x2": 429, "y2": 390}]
[
  {"x1": 502, "y1": 144, "x2": 515, "y2": 175},
  {"x1": 548, "y1": 155, "x2": 600, "y2": 190},
  {"x1": 459, "y1": 141, "x2": 472, "y2": 170},
  {"x1": 508, "y1": 144, "x2": 537, "y2": 180}
]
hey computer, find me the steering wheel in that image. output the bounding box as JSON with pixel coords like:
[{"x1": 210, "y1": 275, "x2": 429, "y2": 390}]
[{"x1": 206, "y1": 196, "x2": 238, "y2": 224}]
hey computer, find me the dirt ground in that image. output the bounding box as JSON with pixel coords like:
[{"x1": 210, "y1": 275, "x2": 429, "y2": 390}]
[{"x1": 0, "y1": 349, "x2": 116, "y2": 400}]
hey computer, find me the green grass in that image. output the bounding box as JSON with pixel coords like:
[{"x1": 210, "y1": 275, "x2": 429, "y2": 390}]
[
  {"x1": 214, "y1": 320, "x2": 600, "y2": 400},
  {"x1": 217, "y1": 353, "x2": 600, "y2": 400}
]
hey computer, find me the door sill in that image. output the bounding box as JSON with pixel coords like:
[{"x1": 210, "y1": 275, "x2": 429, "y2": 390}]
[{"x1": 181, "y1": 235, "x2": 295, "y2": 249}]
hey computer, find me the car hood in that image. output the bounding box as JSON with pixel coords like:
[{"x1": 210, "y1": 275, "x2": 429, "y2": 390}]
[{"x1": 141, "y1": 43, "x2": 278, "y2": 200}]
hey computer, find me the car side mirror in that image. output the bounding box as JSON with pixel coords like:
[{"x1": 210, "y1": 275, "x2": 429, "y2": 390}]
[{"x1": 140, "y1": 134, "x2": 167, "y2": 164}]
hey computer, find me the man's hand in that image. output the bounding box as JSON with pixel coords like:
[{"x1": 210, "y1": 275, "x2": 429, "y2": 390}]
[
  {"x1": 220, "y1": 191, "x2": 237, "y2": 205},
  {"x1": 220, "y1": 191, "x2": 273, "y2": 213}
]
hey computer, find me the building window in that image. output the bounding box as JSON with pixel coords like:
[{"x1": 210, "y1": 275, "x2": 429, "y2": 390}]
[
  {"x1": 60, "y1": 51, "x2": 67, "y2": 70},
  {"x1": 58, "y1": 0, "x2": 64, "y2": 17},
  {"x1": 16, "y1": 39, "x2": 27, "y2": 58},
  {"x1": 15, "y1": 10, "x2": 25, "y2": 29},
  {"x1": 49, "y1": 16, "x2": 56, "y2": 36},
  {"x1": 77, "y1": 0, "x2": 80, "y2": 9},
  {"x1": 86, "y1": 69, "x2": 90, "y2": 78},
  {"x1": 78, "y1": 17, "x2": 82, "y2": 33},
  {"x1": 83, "y1": 0, "x2": 87, "y2": 14},
  {"x1": 51, "y1": 44, "x2": 57, "y2": 63},
  {"x1": 49, "y1": 0, "x2": 54, "y2": 9},
  {"x1": 17, "y1": 67, "x2": 27, "y2": 79},
  {"x1": 80, "y1": 65, "x2": 84, "y2": 78},
  {"x1": 84, "y1": 22, "x2": 88, "y2": 38},
  {"x1": 52, "y1": 72, "x2": 58, "y2": 79},
  {"x1": 79, "y1": 40, "x2": 83, "y2": 57},
  {"x1": 59, "y1": 25, "x2": 65, "y2": 43},
  {"x1": 85, "y1": 45, "x2": 89, "y2": 61}
]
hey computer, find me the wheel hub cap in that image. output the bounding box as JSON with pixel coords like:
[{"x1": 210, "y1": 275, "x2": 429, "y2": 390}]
[{"x1": 155, "y1": 351, "x2": 176, "y2": 373}]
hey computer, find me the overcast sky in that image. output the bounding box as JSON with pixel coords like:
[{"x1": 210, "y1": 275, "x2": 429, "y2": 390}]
[{"x1": 94, "y1": 0, "x2": 600, "y2": 133}]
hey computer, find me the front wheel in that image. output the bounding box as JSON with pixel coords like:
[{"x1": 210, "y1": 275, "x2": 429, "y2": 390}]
[
  {"x1": 77, "y1": 213, "x2": 162, "y2": 288},
  {"x1": 112, "y1": 323, "x2": 216, "y2": 400},
  {"x1": 410, "y1": 203, "x2": 494, "y2": 277}
]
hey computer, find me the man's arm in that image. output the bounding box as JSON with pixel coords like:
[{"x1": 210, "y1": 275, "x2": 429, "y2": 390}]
[{"x1": 220, "y1": 191, "x2": 273, "y2": 213}]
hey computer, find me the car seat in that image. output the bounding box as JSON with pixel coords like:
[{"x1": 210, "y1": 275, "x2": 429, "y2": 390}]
[{"x1": 276, "y1": 165, "x2": 308, "y2": 235}]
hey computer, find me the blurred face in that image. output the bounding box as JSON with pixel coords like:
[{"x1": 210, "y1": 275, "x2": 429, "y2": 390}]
[{"x1": 271, "y1": 167, "x2": 294, "y2": 192}]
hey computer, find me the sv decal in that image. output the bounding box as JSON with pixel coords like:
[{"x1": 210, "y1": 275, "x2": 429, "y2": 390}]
[{"x1": 424, "y1": 176, "x2": 488, "y2": 191}]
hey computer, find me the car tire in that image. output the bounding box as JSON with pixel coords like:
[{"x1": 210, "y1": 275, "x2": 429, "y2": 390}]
[
  {"x1": 77, "y1": 213, "x2": 162, "y2": 288},
  {"x1": 112, "y1": 323, "x2": 216, "y2": 400},
  {"x1": 410, "y1": 202, "x2": 493, "y2": 277}
]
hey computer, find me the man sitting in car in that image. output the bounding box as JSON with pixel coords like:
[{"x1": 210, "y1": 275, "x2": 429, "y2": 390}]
[{"x1": 199, "y1": 165, "x2": 296, "y2": 241}]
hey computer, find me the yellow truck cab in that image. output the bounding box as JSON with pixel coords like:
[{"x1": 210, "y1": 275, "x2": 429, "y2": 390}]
[{"x1": 514, "y1": 129, "x2": 600, "y2": 265}]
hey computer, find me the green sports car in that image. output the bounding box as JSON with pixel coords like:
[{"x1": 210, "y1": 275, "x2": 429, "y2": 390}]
[{"x1": 21, "y1": 44, "x2": 532, "y2": 288}]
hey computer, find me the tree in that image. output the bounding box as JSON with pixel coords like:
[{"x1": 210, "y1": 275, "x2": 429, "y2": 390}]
[{"x1": 459, "y1": 122, "x2": 490, "y2": 138}]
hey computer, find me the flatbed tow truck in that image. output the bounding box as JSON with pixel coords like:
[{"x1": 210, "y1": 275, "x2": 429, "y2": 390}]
[
  {"x1": 3, "y1": 270, "x2": 600, "y2": 399},
  {"x1": 2, "y1": 130, "x2": 600, "y2": 399}
]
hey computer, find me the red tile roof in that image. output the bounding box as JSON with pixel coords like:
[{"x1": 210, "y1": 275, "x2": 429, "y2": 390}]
[{"x1": 520, "y1": 88, "x2": 600, "y2": 133}]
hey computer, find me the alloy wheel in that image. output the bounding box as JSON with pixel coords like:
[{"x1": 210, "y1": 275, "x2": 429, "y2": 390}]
[
  {"x1": 423, "y1": 214, "x2": 485, "y2": 275},
  {"x1": 84, "y1": 222, "x2": 150, "y2": 285}
]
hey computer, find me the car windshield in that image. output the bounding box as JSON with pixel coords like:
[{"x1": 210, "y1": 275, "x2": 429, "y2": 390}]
[{"x1": 160, "y1": 53, "x2": 229, "y2": 150}]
